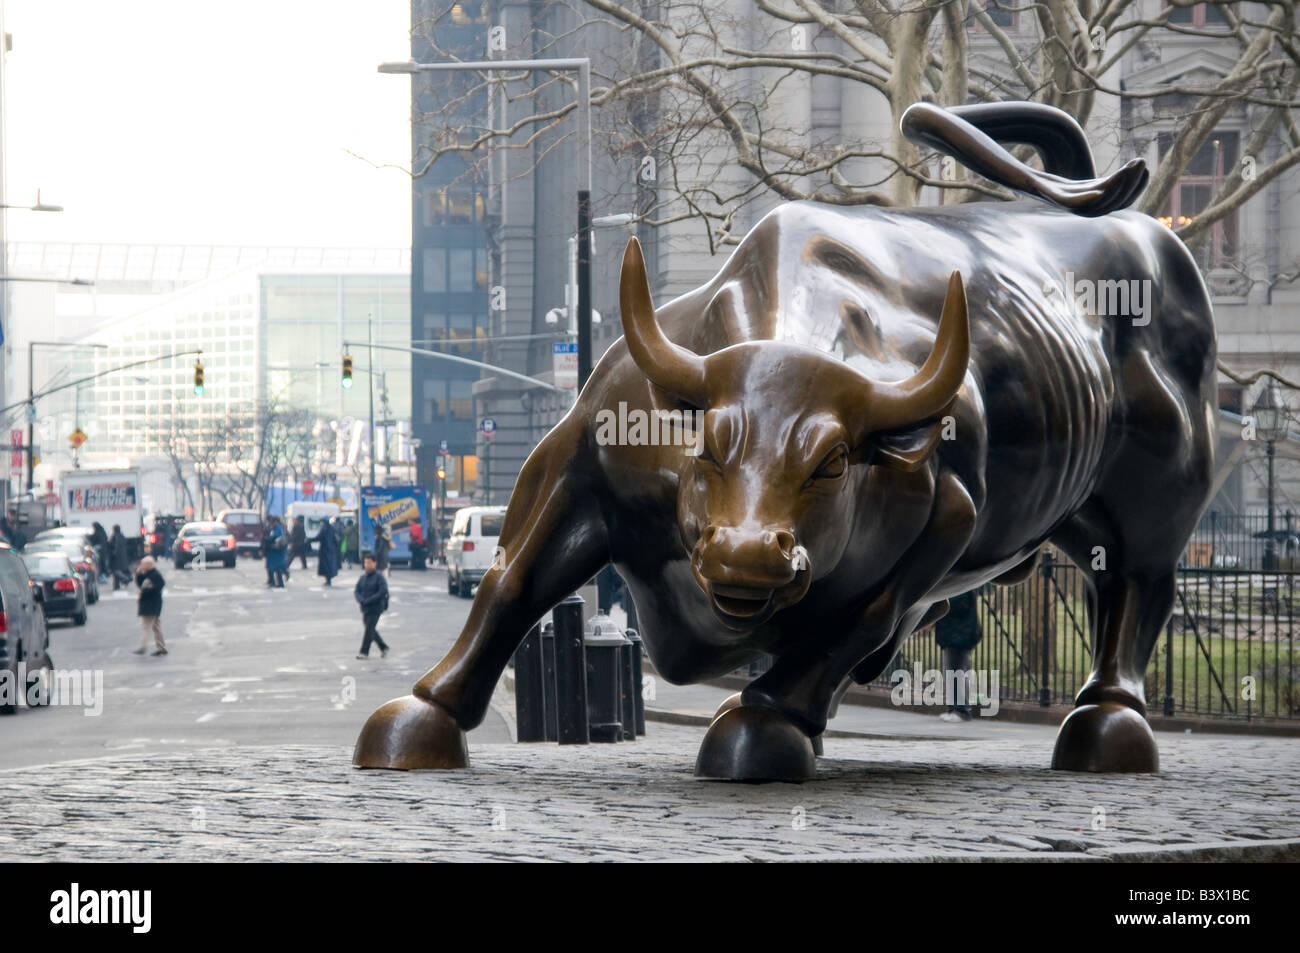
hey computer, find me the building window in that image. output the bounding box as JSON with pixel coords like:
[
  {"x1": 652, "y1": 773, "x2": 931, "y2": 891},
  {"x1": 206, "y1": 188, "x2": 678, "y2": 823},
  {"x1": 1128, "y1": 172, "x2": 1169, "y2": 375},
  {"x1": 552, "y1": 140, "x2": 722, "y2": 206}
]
[
  {"x1": 422, "y1": 248, "x2": 447, "y2": 293},
  {"x1": 971, "y1": 1, "x2": 1017, "y2": 31},
  {"x1": 1157, "y1": 131, "x2": 1239, "y2": 270},
  {"x1": 1169, "y1": 3, "x2": 1231, "y2": 27}
]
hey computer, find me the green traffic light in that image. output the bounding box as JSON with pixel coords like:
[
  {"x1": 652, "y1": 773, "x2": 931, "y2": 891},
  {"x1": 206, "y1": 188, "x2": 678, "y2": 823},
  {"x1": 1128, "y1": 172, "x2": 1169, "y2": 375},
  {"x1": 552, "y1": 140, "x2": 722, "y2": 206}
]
[
  {"x1": 341, "y1": 378, "x2": 353, "y2": 389},
  {"x1": 194, "y1": 385, "x2": 204, "y2": 396}
]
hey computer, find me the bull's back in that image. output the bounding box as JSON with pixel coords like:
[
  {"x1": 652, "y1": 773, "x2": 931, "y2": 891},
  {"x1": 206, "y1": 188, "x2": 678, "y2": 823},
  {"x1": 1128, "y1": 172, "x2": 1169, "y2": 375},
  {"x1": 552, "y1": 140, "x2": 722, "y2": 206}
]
[{"x1": 653, "y1": 200, "x2": 1214, "y2": 554}]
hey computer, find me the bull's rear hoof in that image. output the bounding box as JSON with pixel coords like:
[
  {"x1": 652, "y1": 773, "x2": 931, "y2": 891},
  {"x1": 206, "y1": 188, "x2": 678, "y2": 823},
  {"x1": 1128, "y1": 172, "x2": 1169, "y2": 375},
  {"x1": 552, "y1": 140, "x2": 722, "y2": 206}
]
[
  {"x1": 1050, "y1": 702, "x2": 1159, "y2": 773},
  {"x1": 695, "y1": 706, "x2": 816, "y2": 782},
  {"x1": 353, "y1": 694, "x2": 469, "y2": 770}
]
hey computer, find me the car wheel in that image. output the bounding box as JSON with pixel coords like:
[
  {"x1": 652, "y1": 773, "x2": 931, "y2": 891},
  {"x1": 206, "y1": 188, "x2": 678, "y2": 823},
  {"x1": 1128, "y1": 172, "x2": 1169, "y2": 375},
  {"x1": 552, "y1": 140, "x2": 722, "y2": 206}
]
[
  {"x1": 73, "y1": 609, "x2": 88, "y2": 626},
  {"x1": 175, "y1": 559, "x2": 185, "y2": 570},
  {"x1": 0, "y1": 654, "x2": 17, "y2": 715},
  {"x1": 447, "y1": 571, "x2": 456, "y2": 595},
  {"x1": 25, "y1": 653, "x2": 52, "y2": 708},
  {"x1": 224, "y1": 558, "x2": 236, "y2": 568}
]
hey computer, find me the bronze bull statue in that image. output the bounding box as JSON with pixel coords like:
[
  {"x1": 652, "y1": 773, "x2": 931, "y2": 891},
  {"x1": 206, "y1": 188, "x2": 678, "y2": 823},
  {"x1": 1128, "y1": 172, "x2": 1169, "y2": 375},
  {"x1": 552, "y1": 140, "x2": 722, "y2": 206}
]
[{"x1": 355, "y1": 102, "x2": 1216, "y2": 780}]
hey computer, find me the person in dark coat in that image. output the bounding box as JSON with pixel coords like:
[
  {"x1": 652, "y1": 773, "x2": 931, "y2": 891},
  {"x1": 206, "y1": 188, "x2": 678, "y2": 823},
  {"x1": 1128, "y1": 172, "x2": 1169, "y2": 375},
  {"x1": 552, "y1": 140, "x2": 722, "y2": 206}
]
[
  {"x1": 289, "y1": 515, "x2": 309, "y2": 570},
  {"x1": 132, "y1": 556, "x2": 167, "y2": 656},
  {"x1": 408, "y1": 519, "x2": 427, "y2": 571},
  {"x1": 374, "y1": 524, "x2": 392, "y2": 576},
  {"x1": 343, "y1": 519, "x2": 360, "y2": 567},
  {"x1": 108, "y1": 524, "x2": 131, "y2": 590},
  {"x1": 90, "y1": 522, "x2": 109, "y2": 581},
  {"x1": 264, "y1": 516, "x2": 289, "y2": 588},
  {"x1": 934, "y1": 589, "x2": 984, "y2": 721},
  {"x1": 316, "y1": 518, "x2": 341, "y2": 587},
  {"x1": 353, "y1": 553, "x2": 390, "y2": 658}
]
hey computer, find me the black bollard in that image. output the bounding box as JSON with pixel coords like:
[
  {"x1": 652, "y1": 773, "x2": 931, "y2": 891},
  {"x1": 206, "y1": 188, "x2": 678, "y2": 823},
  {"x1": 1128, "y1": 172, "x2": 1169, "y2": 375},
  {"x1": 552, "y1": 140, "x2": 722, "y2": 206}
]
[
  {"x1": 513, "y1": 623, "x2": 546, "y2": 742},
  {"x1": 541, "y1": 621, "x2": 558, "y2": 742},
  {"x1": 584, "y1": 611, "x2": 628, "y2": 743},
  {"x1": 625, "y1": 628, "x2": 645, "y2": 735},
  {"x1": 553, "y1": 594, "x2": 589, "y2": 745},
  {"x1": 619, "y1": 636, "x2": 637, "y2": 740}
]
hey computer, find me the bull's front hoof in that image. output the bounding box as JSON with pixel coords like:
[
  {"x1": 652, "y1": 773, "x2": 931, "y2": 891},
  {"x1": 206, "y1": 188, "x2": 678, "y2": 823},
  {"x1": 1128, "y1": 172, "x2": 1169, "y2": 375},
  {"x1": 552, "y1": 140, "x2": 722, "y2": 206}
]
[
  {"x1": 353, "y1": 694, "x2": 469, "y2": 770},
  {"x1": 710, "y1": 692, "x2": 743, "y2": 723},
  {"x1": 1050, "y1": 702, "x2": 1159, "y2": 773},
  {"x1": 695, "y1": 706, "x2": 816, "y2": 782}
]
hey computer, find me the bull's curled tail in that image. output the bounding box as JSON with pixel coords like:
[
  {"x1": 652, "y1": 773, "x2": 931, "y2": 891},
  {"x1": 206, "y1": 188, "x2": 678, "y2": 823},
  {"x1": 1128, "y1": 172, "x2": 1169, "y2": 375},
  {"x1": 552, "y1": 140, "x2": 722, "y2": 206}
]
[{"x1": 902, "y1": 101, "x2": 1149, "y2": 217}]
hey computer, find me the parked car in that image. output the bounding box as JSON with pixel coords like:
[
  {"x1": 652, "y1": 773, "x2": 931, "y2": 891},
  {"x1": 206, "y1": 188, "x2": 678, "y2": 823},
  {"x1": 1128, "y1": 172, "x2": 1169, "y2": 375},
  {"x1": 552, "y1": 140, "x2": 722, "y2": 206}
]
[
  {"x1": 143, "y1": 514, "x2": 187, "y2": 557},
  {"x1": 0, "y1": 544, "x2": 52, "y2": 715},
  {"x1": 24, "y1": 539, "x2": 100, "y2": 605},
  {"x1": 172, "y1": 522, "x2": 238, "y2": 569},
  {"x1": 445, "y1": 505, "x2": 506, "y2": 598},
  {"x1": 21, "y1": 552, "x2": 87, "y2": 626},
  {"x1": 217, "y1": 509, "x2": 264, "y2": 557}
]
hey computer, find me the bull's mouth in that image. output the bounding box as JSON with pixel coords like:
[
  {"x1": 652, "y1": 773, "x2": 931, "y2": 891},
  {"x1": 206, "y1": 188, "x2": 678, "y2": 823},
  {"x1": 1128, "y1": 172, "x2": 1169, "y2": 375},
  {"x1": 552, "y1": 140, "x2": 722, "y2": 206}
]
[{"x1": 708, "y1": 583, "x2": 774, "y2": 621}]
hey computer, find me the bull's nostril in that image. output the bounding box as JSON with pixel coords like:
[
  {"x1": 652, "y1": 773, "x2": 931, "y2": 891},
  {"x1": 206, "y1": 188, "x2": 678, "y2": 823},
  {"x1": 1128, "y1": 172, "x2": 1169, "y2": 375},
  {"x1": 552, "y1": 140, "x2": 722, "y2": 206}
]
[
  {"x1": 775, "y1": 530, "x2": 796, "y2": 556},
  {"x1": 701, "y1": 524, "x2": 720, "y2": 544}
]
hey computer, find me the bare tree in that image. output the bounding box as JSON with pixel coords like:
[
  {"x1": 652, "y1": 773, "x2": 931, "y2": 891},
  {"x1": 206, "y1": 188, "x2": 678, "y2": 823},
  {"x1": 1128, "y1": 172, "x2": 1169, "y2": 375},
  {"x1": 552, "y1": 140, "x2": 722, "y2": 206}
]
[{"x1": 406, "y1": 1, "x2": 1299, "y2": 260}]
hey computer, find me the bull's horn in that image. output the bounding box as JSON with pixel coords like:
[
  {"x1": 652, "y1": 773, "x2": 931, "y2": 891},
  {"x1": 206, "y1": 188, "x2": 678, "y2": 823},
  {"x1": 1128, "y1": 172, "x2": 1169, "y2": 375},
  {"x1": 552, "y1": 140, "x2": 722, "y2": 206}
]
[
  {"x1": 620, "y1": 237, "x2": 708, "y2": 405},
  {"x1": 869, "y1": 271, "x2": 969, "y2": 430}
]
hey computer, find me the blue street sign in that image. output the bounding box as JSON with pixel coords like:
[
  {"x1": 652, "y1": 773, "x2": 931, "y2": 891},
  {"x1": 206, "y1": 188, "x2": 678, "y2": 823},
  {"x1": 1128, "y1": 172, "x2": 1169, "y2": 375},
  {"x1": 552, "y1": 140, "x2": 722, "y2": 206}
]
[{"x1": 480, "y1": 418, "x2": 496, "y2": 435}]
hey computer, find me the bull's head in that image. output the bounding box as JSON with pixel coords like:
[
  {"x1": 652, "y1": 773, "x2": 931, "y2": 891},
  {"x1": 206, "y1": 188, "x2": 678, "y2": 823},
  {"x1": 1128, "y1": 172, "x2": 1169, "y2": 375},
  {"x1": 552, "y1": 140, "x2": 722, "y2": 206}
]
[{"x1": 618, "y1": 237, "x2": 968, "y2": 630}]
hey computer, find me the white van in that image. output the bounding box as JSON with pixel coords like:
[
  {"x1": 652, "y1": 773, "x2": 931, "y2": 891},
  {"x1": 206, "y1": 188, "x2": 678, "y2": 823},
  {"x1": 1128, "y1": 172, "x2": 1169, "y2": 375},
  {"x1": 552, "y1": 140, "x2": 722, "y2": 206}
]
[
  {"x1": 284, "y1": 501, "x2": 341, "y2": 552},
  {"x1": 446, "y1": 506, "x2": 506, "y2": 597}
]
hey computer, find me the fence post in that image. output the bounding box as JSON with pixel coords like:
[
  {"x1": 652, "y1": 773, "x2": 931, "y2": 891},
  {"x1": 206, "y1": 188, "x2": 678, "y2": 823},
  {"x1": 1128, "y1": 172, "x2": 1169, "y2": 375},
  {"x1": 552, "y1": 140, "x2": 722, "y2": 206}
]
[
  {"x1": 1039, "y1": 551, "x2": 1053, "y2": 707},
  {"x1": 1163, "y1": 614, "x2": 1175, "y2": 717}
]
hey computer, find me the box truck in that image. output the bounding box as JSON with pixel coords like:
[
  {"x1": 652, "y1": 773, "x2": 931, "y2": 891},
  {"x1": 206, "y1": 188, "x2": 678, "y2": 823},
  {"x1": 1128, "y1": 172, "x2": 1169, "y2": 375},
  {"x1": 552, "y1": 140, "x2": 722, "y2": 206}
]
[{"x1": 59, "y1": 468, "x2": 145, "y2": 559}]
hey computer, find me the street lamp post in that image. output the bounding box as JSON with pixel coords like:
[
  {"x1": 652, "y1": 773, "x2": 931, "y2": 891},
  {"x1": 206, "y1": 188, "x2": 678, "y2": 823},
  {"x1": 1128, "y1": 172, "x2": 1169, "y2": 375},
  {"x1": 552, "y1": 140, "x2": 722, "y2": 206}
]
[
  {"x1": 1254, "y1": 387, "x2": 1284, "y2": 570},
  {"x1": 378, "y1": 56, "x2": 596, "y2": 386}
]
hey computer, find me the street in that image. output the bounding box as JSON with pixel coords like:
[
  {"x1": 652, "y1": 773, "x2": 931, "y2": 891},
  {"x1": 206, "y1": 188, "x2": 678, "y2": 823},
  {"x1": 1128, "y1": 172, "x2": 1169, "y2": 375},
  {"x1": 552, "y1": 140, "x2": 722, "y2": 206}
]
[{"x1": 0, "y1": 556, "x2": 509, "y2": 770}]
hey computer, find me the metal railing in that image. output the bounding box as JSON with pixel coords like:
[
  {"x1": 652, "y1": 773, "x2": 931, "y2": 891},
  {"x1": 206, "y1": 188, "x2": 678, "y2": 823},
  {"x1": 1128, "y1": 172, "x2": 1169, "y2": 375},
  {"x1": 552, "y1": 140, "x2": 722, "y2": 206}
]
[{"x1": 731, "y1": 550, "x2": 1300, "y2": 723}]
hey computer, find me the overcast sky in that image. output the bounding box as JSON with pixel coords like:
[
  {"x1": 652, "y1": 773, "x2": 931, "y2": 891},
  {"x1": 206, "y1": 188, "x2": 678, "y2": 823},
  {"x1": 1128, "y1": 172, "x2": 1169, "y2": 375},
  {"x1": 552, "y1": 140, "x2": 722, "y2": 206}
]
[{"x1": 2, "y1": 0, "x2": 412, "y2": 249}]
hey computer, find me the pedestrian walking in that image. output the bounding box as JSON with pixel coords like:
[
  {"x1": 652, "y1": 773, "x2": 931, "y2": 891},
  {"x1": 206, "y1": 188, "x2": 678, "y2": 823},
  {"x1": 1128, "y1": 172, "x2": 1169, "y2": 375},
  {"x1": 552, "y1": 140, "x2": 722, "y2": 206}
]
[
  {"x1": 132, "y1": 556, "x2": 167, "y2": 656},
  {"x1": 316, "y1": 517, "x2": 341, "y2": 587},
  {"x1": 343, "y1": 519, "x2": 360, "y2": 568},
  {"x1": 934, "y1": 589, "x2": 984, "y2": 721},
  {"x1": 353, "y1": 553, "x2": 389, "y2": 658},
  {"x1": 90, "y1": 522, "x2": 109, "y2": 581},
  {"x1": 265, "y1": 515, "x2": 289, "y2": 588},
  {"x1": 408, "y1": 519, "x2": 427, "y2": 571},
  {"x1": 108, "y1": 524, "x2": 131, "y2": 590},
  {"x1": 374, "y1": 524, "x2": 392, "y2": 576},
  {"x1": 289, "y1": 515, "x2": 309, "y2": 570}
]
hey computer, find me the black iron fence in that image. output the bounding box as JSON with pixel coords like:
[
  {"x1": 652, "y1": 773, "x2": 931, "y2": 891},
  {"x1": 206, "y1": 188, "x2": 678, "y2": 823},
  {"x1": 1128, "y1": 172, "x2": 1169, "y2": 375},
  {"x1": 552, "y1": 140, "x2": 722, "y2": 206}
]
[
  {"x1": 1185, "y1": 510, "x2": 1300, "y2": 571},
  {"x1": 863, "y1": 553, "x2": 1300, "y2": 721},
  {"x1": 730, "y1": 548, "x2": 1300, "y2": 723}
]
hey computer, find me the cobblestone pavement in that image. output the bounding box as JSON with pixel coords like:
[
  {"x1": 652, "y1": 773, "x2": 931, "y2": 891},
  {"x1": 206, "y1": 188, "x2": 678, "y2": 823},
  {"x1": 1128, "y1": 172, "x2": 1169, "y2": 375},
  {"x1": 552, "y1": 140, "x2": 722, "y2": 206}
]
[{"x1": 2, "y1": 724, "x2": 1297, "y2": 861}]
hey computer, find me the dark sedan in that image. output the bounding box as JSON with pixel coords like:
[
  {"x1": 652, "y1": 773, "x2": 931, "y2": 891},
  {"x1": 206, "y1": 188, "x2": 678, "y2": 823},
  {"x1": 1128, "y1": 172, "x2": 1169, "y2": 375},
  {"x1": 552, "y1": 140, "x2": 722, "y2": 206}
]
[
  {"x1": 22, "y1": 553, "x2": 87, "y2": 626},
  {"x1": 24, "y1": 540, "x2": 100, "y2": 604},
  {"x1": 172, "y1": 522, "x2": 238, "y2": 569}
]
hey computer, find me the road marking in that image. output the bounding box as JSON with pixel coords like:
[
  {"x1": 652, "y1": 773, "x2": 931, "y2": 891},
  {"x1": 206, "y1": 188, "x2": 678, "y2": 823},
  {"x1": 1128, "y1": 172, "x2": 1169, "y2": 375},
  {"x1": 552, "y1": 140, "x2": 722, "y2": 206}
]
[{"x1": 196, "y1": 713, "x2": 218, "y2": 723}]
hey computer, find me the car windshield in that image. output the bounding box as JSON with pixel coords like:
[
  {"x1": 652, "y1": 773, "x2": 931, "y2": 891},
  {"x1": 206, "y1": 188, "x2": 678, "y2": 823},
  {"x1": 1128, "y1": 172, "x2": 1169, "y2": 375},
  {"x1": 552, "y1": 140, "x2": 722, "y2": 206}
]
[
  {"x1": 480, "y1": 514, "x2": 504, "y2": 537},
  {"x1": 182, "y1": 524, "x2": 226, "y2": 536},
  {"x1": 29, "y1": 543, "x2": 82, "y2": 559},
  {"x1": 23, "y1": 556, "x2": 71, "y2": 576}
]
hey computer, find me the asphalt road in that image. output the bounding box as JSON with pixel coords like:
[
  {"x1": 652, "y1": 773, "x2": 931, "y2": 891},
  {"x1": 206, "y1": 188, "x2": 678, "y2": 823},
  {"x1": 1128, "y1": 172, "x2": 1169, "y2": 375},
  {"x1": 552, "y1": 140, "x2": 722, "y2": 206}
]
[{"x1": 0, "y1": 556, "x2": 509, "y2": 769}]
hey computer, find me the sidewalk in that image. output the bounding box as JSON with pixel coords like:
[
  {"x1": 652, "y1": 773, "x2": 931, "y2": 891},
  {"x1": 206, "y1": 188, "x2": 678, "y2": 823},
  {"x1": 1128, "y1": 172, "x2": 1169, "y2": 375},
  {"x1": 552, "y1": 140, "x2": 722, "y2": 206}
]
[{"x1": 2, "y1": 716, "x2": 1297, "y2": 860}]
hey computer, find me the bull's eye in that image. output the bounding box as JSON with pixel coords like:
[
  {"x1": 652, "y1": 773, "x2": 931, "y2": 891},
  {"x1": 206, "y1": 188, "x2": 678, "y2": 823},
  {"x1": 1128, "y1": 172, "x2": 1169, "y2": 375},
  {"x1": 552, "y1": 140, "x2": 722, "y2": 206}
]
[{"x1": 809, "y1": 447, "x2": 848, "y2": 484}]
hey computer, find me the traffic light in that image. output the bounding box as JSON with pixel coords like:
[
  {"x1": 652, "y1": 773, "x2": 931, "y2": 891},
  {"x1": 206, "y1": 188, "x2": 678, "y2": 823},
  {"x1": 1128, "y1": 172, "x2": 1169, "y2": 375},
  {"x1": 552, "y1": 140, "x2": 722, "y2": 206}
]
[
  {"x1": 436, "y1": 467, "x2": 447, "y2": 481},
  {"x1": 193, "y1": 361, "x2": 205, "y2": 396},
  {"x1": 342, "y1": 355, "x2": 354, "y2": 389}
]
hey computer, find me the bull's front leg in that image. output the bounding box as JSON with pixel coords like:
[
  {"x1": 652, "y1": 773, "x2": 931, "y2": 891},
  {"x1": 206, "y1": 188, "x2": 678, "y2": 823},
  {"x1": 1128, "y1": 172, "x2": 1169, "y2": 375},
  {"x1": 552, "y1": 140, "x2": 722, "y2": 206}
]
[
  {"x1": 354, "y1": 416, "x2": 610, "y2": 769},
  {"x1": 695, "y1": 471, "x2": 976, "y2": 781}
]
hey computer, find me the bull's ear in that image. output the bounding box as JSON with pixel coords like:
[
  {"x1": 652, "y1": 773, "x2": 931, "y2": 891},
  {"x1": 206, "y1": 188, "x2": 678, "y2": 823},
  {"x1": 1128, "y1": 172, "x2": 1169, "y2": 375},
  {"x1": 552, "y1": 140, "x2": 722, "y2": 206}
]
[{"x1": 870, "y1": 405, "x2": 952, "y2": 471}]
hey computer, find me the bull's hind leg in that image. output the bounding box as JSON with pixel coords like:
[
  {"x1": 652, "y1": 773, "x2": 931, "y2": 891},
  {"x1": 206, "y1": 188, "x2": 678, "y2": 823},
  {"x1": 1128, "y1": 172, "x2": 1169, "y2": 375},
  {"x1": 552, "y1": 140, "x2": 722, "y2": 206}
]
[{"x1": 354, "y1": 416, "x2": 609, "y2": 769}]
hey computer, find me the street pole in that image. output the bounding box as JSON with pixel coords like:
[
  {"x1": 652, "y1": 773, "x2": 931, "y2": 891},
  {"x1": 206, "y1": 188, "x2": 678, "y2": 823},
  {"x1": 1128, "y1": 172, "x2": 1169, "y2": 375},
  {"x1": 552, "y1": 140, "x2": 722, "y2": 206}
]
[
  {"x1": 367, "y1": 316, "x2": 376, "y2": 488},
  {"x1": 1266, "y1": 438, "x2": 1277, "y2": 570},
  {"x1": 26, "y1": 341, "x2": 33, "y2": 490}
]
